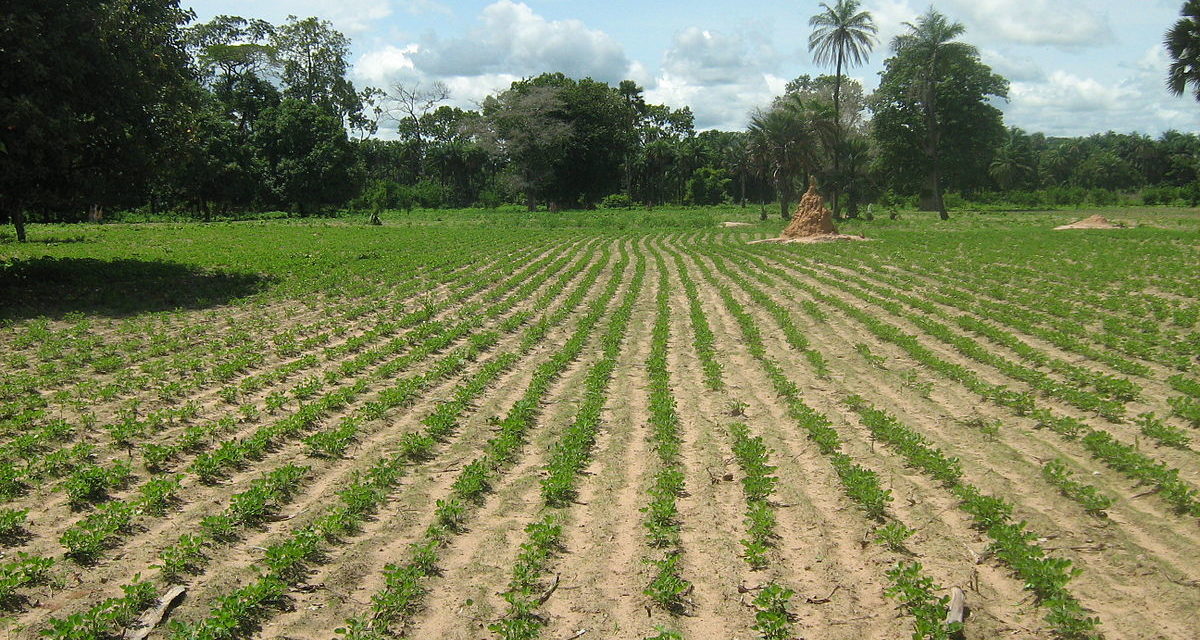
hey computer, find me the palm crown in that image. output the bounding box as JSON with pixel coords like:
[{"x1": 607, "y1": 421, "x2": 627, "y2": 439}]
[
  {"x1": 808, "y1": 0, "x2": 878, "y2": 70},
  {"x1": 1166, "y1": 0, "x2": 1200, "y2": 100}
]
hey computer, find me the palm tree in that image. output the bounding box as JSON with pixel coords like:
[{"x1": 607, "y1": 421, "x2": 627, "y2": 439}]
[
  {"x1": 892, "y1": 8, "x2": 976, "y2": 220},
  {"x1": 988, "y1": 145, "x2": 1032, "y2": 191},
  {"x1": 988, "y1": 127, "x2": 1035, "y2": 191},
  {"x1": 1167, "y1": 1, "x2": 1200, "y2": 101},
  {"x1": 748, "y1": 107, "x2": 811, "y2": 220},
  {"x1": 808, "y1": 0, "x2": 877, "y2": 217},
  {"x1": 747, "y1": 97, "x2": 832, "y2": 219}
]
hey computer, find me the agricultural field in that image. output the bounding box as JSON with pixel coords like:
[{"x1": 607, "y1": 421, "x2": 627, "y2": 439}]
[{"x1": 0, "y1": 208, "x2": 1198, "y2": 640}]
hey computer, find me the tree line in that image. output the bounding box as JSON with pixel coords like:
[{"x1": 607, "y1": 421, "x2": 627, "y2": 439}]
[{"x1": 4, "y1": 0, "x2": 1200, "y2": 240}]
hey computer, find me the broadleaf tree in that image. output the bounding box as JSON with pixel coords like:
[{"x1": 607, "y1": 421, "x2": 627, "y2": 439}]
[{"x1": 871, "y1": 8, "x2": 1007, "y2": 218}]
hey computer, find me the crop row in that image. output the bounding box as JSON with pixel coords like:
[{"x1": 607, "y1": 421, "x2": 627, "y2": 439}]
[
  {"x1": 869, "y1": 253, "x2": 1196, "y2": 371},
  {"x1": 775, "y1": 258, "x2": 1128, "y2": 420},
  {"x1": 58, "y1": 246, "x2": 589, "y2": 566},
  {"x1": 491, "y1": 253, "x2": 646, "y2": 639},
  {"x1": 734, "y1": 247, "x2": 1200, "y2": 518},
  {"x1": 679, "y1": 247, "x2": 967, "y2": 639},
  {"x1": 817, "y1": 264, "x2": 1142, "y2": 403},
  {"x1": 844, "y1": 396, "x2": 1100, "y2": 638},
  {"x1": 0, "y1": 234, "x2": 550, "y2": 449},
  {"x1": 0, "y1": 236, "x2": 547, "y2": 489},
  {"x1": 727, "y1": 423, "x2": 796, "y2": 640},
  {"x1": 42, "y1": 242, "x2": 619, "y2": 636},
  {"x1": 1, "y1": 231, "x2": 525, "y2": 393},
  {"x1": 334, "y1": 246, "x2": 629, "y2": 638},
  {"x1": 640, "y1": 252, "x2": 692, "y2": 626},
  {"x1": 11, "y1": 243, "x2": 583, "y2": 617}
]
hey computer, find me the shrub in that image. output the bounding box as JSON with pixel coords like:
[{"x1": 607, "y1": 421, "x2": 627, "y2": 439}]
[{"x1": 599, "y1": 193, "x2": 634, "y2": 209}]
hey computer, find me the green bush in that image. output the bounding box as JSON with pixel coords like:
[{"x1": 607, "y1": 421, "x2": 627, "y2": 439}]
[{"x1": 599, "y1": 193, "x2": 634, "y2": 209}]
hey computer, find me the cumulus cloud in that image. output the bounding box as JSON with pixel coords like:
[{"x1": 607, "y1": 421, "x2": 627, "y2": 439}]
[
  {"x1": 863, "y1": 0, "x2": 919, "y2": 52},
  {"x1": 355, "y1": 44, "x2": 420, "y2": 86},
  {"x1": 646, "y1": 27, "x2": 779, "y2": 130},
  {"x1": 397, "y1": 0, "x2": 450, "y2": 16},
  {"x1": 412, "y1": 1, "x2": 629, "y2": 82},
  {"x1": 980, "y1": 49, "x2": 1045, "y2": 83},
  {"x1": 941, "y1": 0, "x2": 1112, "y2": 48},
  {"x1": 1002, "y1": 46, "x2": 1200, "y2": 135},
  {"x1": 865, "y1": 0, "x2": 1110, "y2": 50},
  {"x1": 189, "y1": 0, "x2": 395, "y2": 34},
  {"x1": 352, "y1": 0, "x2": 634, "y2": 114}
]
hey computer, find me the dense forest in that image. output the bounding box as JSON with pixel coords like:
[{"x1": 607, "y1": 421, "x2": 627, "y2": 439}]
[{"x1": 4, "y1": 0, "x2": 1200, "y2": 239}]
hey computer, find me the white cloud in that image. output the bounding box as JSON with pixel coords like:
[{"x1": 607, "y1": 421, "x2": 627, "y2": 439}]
[
  {"x1": 186, "y1": 0, "x2": 395, "y2": 34},
  {"x1": 350, "y1": 1, "x2": 635, "y2": 129},
  {"x1": 1003, "y1": 55, "x2": 1200, "y2": 136},
  {"x1": 413, "y1": 0, "x2": 630, "y2": 82},
  {"x1": 942, "y1": 0, "x2": 1112, "y2": 48},
  {"x1": 440, "y1": 73, "x2": 522, "y2": 108},
  {"x1": 865, "y1": 0, "x2": 1110, "y2": 51},
  {"x1": 980, "y1": 48, "x2": 1045, "y2": 83},
  {"x1": 398, "y1": 0, "x2": 450, "y2": 16},
  {"x1": 645, "y1": 27, "x2": 778, "y2": 130},
  {"x1": 864, "y1": 0, "x2": 919, "y2": 52},
  {"x1": 356, "y1": 44, "x2": 420, "y2": 85}
]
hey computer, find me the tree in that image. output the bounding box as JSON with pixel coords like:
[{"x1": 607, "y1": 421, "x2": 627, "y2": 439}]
[
  {"x1": 1, "y1": 0, "x2": 198, "y2": 240},
  {"x1": 273, "y1": 16, "x2": 366, "y2": 130},
  {"x1": 873, "y1": 8, "x2": 1007, "y2": 218},
  {"x1": 808, "y1": 0, "x2": 877, "y2": 217},
  {"x1": 989, "y1": 128, "x2": 1036, "y2": 190},
  {"x1": 532, "y1": 75, "x2": 637, "y2": 207},
  {"x1": 686, "y1": 167, "x2": 732, "y2": 205},
  {"x1": 1167, "y1": 1, "x2": 1200, "y2": 101},
  {"x1": 388, "y1": 81, "x2": 451, "y2": 176},
  {"x1": 472, "y1": 74, "x2": 636, "y2": 210},
  {"x1": 474, "y1": 86, "x2": 573, "y2": 210},
  {"x1": 255, "y1": 99, "x2": 356, "y2": 214},
  {"x1": 748, "y1": 96, "x2": 832, "y2": 219}
]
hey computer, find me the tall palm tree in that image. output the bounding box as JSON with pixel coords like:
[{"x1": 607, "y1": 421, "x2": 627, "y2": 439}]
[
  {"x1": 1167, "y1": 1, "x2": 1200, "y2": 101},
  {"x1": 809, "y1": 0, "x2": 876, "y2": 218},
  {"x1": 892, "y1": 8, "x2": 976, "y2": 220}
]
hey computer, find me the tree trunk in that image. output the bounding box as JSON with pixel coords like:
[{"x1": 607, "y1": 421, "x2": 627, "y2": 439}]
[
  {"x1": 832, "y1": 52, "x2": 843, "y2": 221},
  {"x1": 926, "y1": 124, "x2": 948, "y2": 219},
  {"x1": 12, "y1": 205, "x2": 26, "y2": 243},
  {"x1": 923, "y1": 70, "x2": 948, "y2": 220}
]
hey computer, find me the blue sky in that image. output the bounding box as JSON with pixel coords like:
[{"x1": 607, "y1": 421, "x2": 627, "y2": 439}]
[{"x1": 185, "y1": 0, "x2": 1200, "y2": 137}]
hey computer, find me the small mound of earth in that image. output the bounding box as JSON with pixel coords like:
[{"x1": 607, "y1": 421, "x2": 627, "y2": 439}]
[
  {"x1": 749, "y1": 180, "x2": 868, "y2": 244},
  {"x1": 1054, "y1": 214, "x2": 1126, "y2": 230},
  {"x1": 720, "y1": 221, "x2": 753, "y2": 228}
]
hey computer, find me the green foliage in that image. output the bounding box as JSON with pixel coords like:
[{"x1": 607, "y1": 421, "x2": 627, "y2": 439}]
[
  {"x1": 875, "y1": 521, "x2": 916, "y2": 552},
  {"x1": 160, "y1": 534, "x2": 208, "y2": 583},
  {"x1": 751, "y1": 583, "x2": 796, "y2": 640},
  {"x1": 0, "y1": 508, "x2": 28, "y2": 543},
  {"x1": 255, "y1": 99, "x2": 357, "y2": 214},
  {"x1": 685, "y1": 167, "x2": 732, "y2": 205},
  {"x1": 2, "y1": 0, "x2": 196, "y2": 238},
  {"x1": 62, "y1": 461, "x2": 132, "y2": 508},
  {"x1": 1136, "y1": 412, "x2": 1191, "y2": 449},
  {"x1": 872, "y1": 9, "x2": 1008, "y2": 210},
  {"x1": 1041, "y1": 460, "x2": 1114, "y2": 517},
  {"x1": 41, "y1": 577, "x2": 156, "y2": 639},
  {"x1": 884, "y1": 562, "x2": 961, "y2": 640},
  {"x1": 0, "y1": 553, "x2": 54, "y2": 608}
]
